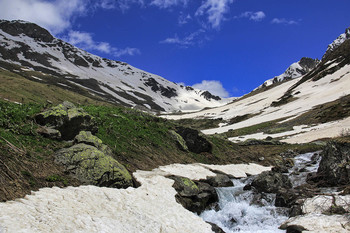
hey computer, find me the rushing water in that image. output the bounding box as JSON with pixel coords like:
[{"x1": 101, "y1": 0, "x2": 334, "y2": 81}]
[{"x1": 201, "y1": 152, "x2": 322, "y2": 233}]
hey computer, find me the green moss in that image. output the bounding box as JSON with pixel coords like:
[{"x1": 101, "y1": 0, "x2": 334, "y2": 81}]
[
  {"x1": 169, "y1": 130, "x2": 188, "y2": 151},
  {"x1": 180, "y1": 177, "x2": 199, "y2": 190},
  {"x1": 75, "y1": 131, "x2": 103, "y2": 148}
]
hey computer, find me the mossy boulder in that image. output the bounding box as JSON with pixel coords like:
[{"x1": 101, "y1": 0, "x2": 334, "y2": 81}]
[
  {"x1": 251, "y1": 170, "x2": 292, "y2": 193},
  {"x1": 169, "y1": 176, "x2": 218, "y2": 214},
  {"x1": 55, "y1": 140, "x2": 132, "y2": 188},
  {"x1": 169, "y1": 130, "x2": 188, "y2": 151},
  {"x1": 35, "y1": 101, "x2": 97, "y2": 140},
  {"x1": 74, "y1": 131, "x2": 103, "y2": 148}
]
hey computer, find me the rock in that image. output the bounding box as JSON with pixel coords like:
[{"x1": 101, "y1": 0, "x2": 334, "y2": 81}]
[
  {"x1": 35, "y1": 101, "x2": 97, "y2": 140},
  {"x1": 315, "y1": 141, "x2": 350, "y2": 186},
  {"x1": 74, "y1": 131, "x2": 103, "y2": 148},
  {"x1": 251, "y1": 171, "x2": 292, "y2": 193},
  {"x1": 36, "y1": 125, "x2": 61, "y2": 140},
  {"x1": 175, "y1": 127, "x2": 212, "y2": 154},
  {"x1": 169, "y1": 176, "x2": 218, "y2": 214},
  {"x1": 169, "y1": 130, "x2": 188, "y2": 151},
  {"x1": 275, "y1": 188, "x2": 298, "y2": 208},
  {"x1": 54, "y1": 143, "x2": 132, "y2": 188},
  {"x1": 202, "y1": 174, "x2": 233, "y2": 187},
  {"x1": 301, "y1": 194, "x2": 350, "y2": 215},
  {"x1": 280, "y1": 213, "x2": 350, "y2": 233},
  {"x1": 206, "y1": 222, "x2": 225, "y2": 233}
]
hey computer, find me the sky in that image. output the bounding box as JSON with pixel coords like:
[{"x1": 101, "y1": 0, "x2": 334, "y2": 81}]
[{"x1": 0, "y1": 0, "x2": 350, "y2": 97}]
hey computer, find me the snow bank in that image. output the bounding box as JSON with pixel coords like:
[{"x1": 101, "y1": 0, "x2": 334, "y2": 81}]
[{"x1": 0, "y1": 163, "x2": 271, "y2": 233}]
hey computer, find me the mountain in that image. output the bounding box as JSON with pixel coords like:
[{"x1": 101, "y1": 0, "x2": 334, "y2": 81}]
[
  {"x1": 323, "y1": 26, "x2": 350, "y2": 59},
  {"x1": 256, "y1": 57, "x2": 320, "y2": 90},
  {"x1": 165, "y1": 26, "x2": 350, "y2": 144},
  {"x1": 0, "y1": 20, "x2": 230, "y2": 112}
]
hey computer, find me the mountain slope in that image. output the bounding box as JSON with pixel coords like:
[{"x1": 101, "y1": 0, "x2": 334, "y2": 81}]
[
  {"x1": 256, "y1": 57, "x2": 320, "y2": 90},
  {"x1": 0, "y1": 20, "x2": 229, "y2": 112},
  {"x1": 165, "y1": 27, "x2": 350, "y2": 143}
]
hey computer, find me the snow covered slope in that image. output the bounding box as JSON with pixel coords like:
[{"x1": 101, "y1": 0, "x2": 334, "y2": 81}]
[
  {"x1": 256, "y1": 57, "x2": 319, "y2": 89},
  {"x1": 323, "y1": 26, "x2": 350, "y2": 60},
  {"x1": 0, "y1": 20, "x2": 229, "y2": 112},
  {"x1": 164, "y1": 30, "x2": 350, "y2": 143}
]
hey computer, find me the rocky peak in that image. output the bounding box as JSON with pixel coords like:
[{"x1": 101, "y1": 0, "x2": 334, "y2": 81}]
[
  {"x1": 323, "y1": 26, "x2": 350, "y2": 60},
  {"x1": 299, "y1": 57, "x2": 320, "y2": 70}
]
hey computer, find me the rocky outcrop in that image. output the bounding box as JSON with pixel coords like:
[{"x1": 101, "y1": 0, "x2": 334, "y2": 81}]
[
  {"x1": 169, "y1": 130, "x2": 188, "y2": 151},
  {"x1": 175, "y1": 127, "x2": 212, "y2": 154},
  {"x1": 200, "y1": 91, "x2": 221, "y2": 101},
  {"x1": 35, "y1": 101, "x2": 97, "y2": 140},
  {"x1": 201, "y1": 174, "x2": 233, "y2": 187},
  {"x1": 251, "y1": 170, "x2": 292, "y2": 193},
  {"x1": 313, "y1": 141, "x2": 350, "y2": 186},
  {"x1": 169, "y1": 176, "x2": 218, "y2": 214},
  {"x1": 54, "y1": 131, "x2": 133, "y2": 188}
]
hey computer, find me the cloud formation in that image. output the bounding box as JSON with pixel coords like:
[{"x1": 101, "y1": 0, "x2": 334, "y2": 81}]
[
  {"x1": 195, "y1": 0, "x2": 234, "y2": 29},
  {"x1": 160, "y1": 29, "x2": 206, "y2": 47},
  {"x1": 271, "y1": 18, "x2": 298, "y2": 25},
  {"x1": 97, "y1": 0, "x2": 144, "y2": 11},
  {"x1": 192, "y1": 80, "x2": 229, "y2": 98},
  {"x1": 0, "y1": 0, "x2": 87, "y2": 34},
  {"x1": 150, "y1": 0, "x2": 188, "y2": 8},
  {"x1": 66, "y1": 30, "x2": 140, "y2": 57},
  {"x1": 237, "y1": 11, "x2": 266, "y2": 22}
]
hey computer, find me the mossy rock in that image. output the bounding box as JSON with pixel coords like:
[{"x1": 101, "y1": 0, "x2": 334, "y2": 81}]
[
  {"x1": 35, "y1": 101, "x2": 97, "y2": 140},
  {"x1": 74, "y1": 131, "x2": 103, "y2": 149},
  {"x1": 169, "y1": 130, "x2": 188, "y2": 151},
  {"x1": 55, "y1": 143, "x2": 132, "y2": 188}
]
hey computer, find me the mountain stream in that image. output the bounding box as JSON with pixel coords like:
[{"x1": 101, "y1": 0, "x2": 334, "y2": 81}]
[{"x1": 200, "y1": 152, "x2": 321, "y2": 233}]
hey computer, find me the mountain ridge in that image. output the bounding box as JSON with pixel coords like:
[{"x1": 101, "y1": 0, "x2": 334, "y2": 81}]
[{"x1": 0, "y1": 20, "x2": 230, "y2": 113}]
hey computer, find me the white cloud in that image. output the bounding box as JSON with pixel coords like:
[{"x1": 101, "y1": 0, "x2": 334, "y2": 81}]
[
  {"x1": 97, "y1": 0, "x2": 144, "y2": 11},
  {"x1": 178, "y1": 13, "x2": 192, "y2": 25},
  {"x1": 150, "y1": 0, "x2": 189, "y2": 9},
  {"x1": 237, "y1": 11, "x2": 265, "y2": 22},
  {"x1": 195, "y1": 0, "x2": 234, "y2": 29},
  {"x1": 192, "y1": 80, "x2": 229, "y2": 98},
  {"x1": 160, "y1": 29, "x2": 206, "y2": 47},
  {"x1": 271, "y1": 18, "x2": 298, "y2": 25},
  {"x1": 66, "y1": 30, "x2": 140, "y2": 57},
  {"x1": 0, "y1": 0, "x2": 87, "y2": 34}
]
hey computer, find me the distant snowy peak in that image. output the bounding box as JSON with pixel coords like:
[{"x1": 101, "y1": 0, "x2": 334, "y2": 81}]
[
  {"x1": 0, "y1": 20, "x2": 229, "y2": 112},
  {"x1": 323, "y1": 27, "x2": 350, "y2": 60},
  {"x1": 256, "y1": 57, "x2": 320, "y2": 90}
]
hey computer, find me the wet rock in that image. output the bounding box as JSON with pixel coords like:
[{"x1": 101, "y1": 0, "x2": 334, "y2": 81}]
[
  {"x1": 207, "y1": 222, "x2": 225, "y2": 233},
  {"x1": 202, "y1": 174, "x2": 233, "y2": 187},
  {"x1": 175, "y1": 127, "x2": 212, "y2": 154},
  {"x1": 251, "y1": 171, "x2": 292, "y2": 193},
  {"x1": 35, "y1": 101, "x2": 97, "y2": 140},
  {"x1": 169, "y1": 176, "x2": 218, "y2": 214},
  {"x1": 54, "y1": 134, "x2": 132, "y2": 188},
  {"x1": 314, "y1": 141, "x2": 350, "y2": 186}
]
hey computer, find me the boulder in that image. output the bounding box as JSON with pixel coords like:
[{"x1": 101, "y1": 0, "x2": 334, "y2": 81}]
[
  {"x1": 36, "y1": 125, "x2": 61, "y2": 140},
  {"x1": 175, "y1": 127, "x2": 212, "y2": 154},
  {"x1": 35, "y1": 101, "x2": 97, "y2": 140},
  {"x1": 202, "y1": 174, "x2": 233, "y2": 187},
  {"x1": 315, "y1": 141, "x2": 350, "y2": 186},
  {"x1": 169, "y1": 130, "x2": 188, "y2": 151},
  {"x1": 54, "y1": 133, "x2": 132, "y2": 188},
  {"x1": 169, "y1": 176, "x2": 218, "y2": 214},
  {"x1": 251, "y1": 170, "x2": 292, "y2": 193}
]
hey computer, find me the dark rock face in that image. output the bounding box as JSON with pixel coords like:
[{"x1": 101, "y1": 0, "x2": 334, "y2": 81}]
[
  {"x1": 251, "y1": 171, "x2": 292, "y2": 193},
  {"x1": 169, "y1": 176, "x2": 218, "y2": 214},
  {"x1": 0, "y1": 20, "x2": 54, "y2": 42},
  {"x1": 35, "y1": 101, "x2": 97, "y2": 140},
  {"x1": 144, "y1": 78, "x2": 178, "y2": 98},
  {"x1": 207, "y1": 222, "x2": 225, "y2": 233},
  {"x1": 200, "y1": 91, "x2": 221, "y2": 101},
  {"x1": 315, "y1": 141, "x2": 350, "y2": 186},
  {"x1": 175, "y1": 127, "x2": 212, "y2": 154}
]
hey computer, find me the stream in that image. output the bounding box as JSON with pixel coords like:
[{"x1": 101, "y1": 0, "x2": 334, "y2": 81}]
[{"x1": 200, "y1": 152, "x2": 321, "y2": 233}]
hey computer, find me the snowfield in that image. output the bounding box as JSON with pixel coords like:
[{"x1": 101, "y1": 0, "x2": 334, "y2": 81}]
[
  {"x1": 164, "y1": 63, "x2": 350, "y2": 143},
  {"x1": 0, "y1": 163, "x2": 270, "y2": 233}
]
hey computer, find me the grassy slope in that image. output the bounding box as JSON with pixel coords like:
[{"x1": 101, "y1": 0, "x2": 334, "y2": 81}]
[{"x1": 0, "y1": 66, "x2": 323, "y2": 201}]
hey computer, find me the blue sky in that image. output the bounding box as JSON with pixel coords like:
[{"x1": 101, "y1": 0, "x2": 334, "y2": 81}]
[{"x1": 1, "y1": 0, "x2": 350, "y2": 97}]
